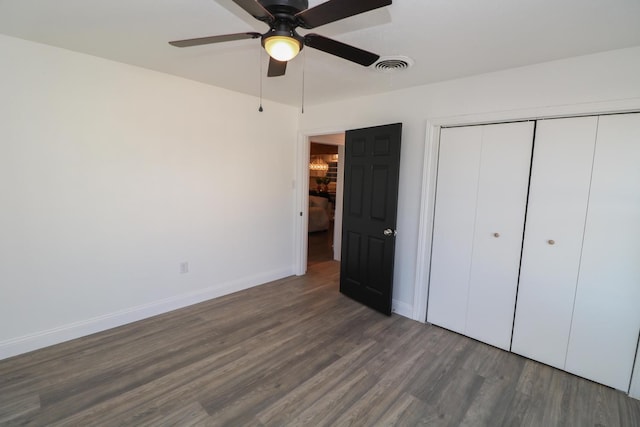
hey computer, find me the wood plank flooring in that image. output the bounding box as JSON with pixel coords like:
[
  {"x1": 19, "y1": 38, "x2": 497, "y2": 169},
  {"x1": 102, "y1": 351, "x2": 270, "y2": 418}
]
[{"x1": 1, "y1": 261, "x2": 639, "y2": 426}]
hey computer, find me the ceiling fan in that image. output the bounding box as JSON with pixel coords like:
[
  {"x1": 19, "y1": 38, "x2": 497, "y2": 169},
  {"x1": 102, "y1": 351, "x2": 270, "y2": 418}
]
[{"x1": 169, "y1": 0, "x2": 392, "y2": 77}]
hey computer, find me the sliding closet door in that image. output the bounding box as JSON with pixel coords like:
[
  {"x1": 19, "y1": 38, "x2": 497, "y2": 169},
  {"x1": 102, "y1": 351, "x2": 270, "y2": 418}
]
[
  {"x1": 428, "y1": 126, "x2": 482, "y2": 334},
  {"x1": 565, "y1": 113, "x2": 640, "y2": 391},
  {"x1": 428, "y1": 122, "x2": 533, "y2": 350},
  {"x1": 511, "y1": 117, "x2": 598, "y2": 369},
  {"x1": 464, "y1": 122, "x2": 533, "y2": 349}
]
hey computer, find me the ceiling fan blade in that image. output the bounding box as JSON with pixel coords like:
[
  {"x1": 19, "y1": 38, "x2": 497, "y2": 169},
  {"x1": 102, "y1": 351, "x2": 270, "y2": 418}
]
[
  {"x1": 296, "y1": 0, "x2": 392, "y2": 29},
  {"x1": 304, "y1": 34, "x2": 379, "y2": 66},
  {"x1": 169, "y1": 32, "x2": 261, "y2": 47},
  {"x1": 267, "y1": 57, "x2": 287, "y2": 77},
  {"x1": 231, "y1": 0, "x2": 274, "y2": 22}
]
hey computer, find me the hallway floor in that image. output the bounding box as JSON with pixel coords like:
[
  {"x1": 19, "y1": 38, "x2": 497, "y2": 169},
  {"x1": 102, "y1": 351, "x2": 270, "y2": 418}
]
[{"x1": 307, "y1": 223, "x2": 334, "y2": 266}]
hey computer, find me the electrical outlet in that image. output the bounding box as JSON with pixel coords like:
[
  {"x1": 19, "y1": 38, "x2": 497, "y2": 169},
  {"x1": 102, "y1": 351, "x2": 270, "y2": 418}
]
[{"x1": 180, "y1": 262, "x2": 189, "y2": 274}]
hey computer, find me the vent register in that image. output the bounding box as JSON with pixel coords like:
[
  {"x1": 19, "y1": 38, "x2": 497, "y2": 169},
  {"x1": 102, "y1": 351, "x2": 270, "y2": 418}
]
[{"x1": 372, "y1": 56, "x2": 414, "y2": 72}]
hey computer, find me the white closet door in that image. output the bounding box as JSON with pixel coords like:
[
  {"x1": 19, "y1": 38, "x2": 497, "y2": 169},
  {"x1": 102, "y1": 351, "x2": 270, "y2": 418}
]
[
  {"x1": 427, "y1": 126, "x2": 482, "y2": 333},
  {"x1": 465, "y1": 122, "x2": 533, "y2": 350},
  {"x1": 565, "y1": 113, "x2": 640, "y2": 391},
  {"x1": 631, "y1": 345, "x2": 640, "y2": 399},
  {"x1": 511, "y1": 117, "x2": 598, "y2": 369}
]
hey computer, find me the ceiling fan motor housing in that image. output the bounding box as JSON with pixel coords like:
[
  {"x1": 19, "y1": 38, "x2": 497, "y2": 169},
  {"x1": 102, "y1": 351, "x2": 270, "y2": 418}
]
[
  {"x1": 260, "y1": 0, "x2": 308, "y2": 15},
  {"x1": 261, "y1": 22, "x2": 304, "y2": 51},
  {"x1": 259, "y1": 0, "x2": 306, "y2": 56},
  {"x1": 262, "y1": 20, "x2": 304, "y2": 40}
]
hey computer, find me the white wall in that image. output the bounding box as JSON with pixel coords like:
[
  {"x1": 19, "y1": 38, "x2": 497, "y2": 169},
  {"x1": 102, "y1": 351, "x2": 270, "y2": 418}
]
[
  {"x1": 298, "y1": 46, "x2": 640, "y2": 318},
  {"x1": 0, "y1": 35, "x2": 299, "y2": 359},
  {"x1": 2, "y1": 33, "x2": 639, "y2": 360}
]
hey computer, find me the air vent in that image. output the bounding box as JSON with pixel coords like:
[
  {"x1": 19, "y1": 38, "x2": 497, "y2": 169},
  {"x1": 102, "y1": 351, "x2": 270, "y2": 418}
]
[{"x1": 373, "y1": 56, "x2": 414, "y2": 72}]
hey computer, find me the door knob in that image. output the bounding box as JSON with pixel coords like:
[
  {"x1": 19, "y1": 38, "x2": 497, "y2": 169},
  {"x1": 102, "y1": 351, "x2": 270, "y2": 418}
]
[
  {"x1": 493, "y1": 232, "x2": 500, "y2": 238},
  {"x1": 384, "y1": 228, "x2": 396, "y2": 237},
  {"x1": 548, "y1": 239, "x2": 556, "y2": 245}
]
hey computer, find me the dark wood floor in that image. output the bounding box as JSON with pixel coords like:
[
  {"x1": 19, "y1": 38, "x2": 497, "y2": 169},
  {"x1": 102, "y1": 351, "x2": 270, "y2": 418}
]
[{"x1": 1, "y1": 261, "x2": 639, "y2": 426}]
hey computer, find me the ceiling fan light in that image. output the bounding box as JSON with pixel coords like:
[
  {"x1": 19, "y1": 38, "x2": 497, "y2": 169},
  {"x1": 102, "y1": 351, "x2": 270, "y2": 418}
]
[{"x1": 264, "y1": 36, "x2": 301, "y2": 62}]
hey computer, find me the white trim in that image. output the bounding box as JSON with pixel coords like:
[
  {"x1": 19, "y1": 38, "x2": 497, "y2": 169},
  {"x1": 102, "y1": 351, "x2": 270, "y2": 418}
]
[
  {"x1": 294, "y1": 126, "x2": 348, "y2": 276},
  {"x1": 427, "y1": 98, "x2": 640, "y2": 129},
  {"x1": 413, "y1": 98, "x2": 640, "y2": 324},
  {"x1": 294, "y1": 131, "x2": 311, "y2": 275},
  {"x1": 0, "y1": 267, "x2": 293, "y2": 360},
  {"x1": 392, "y1": 299, "x2": 413, "y2": 319},
  {"x1": 332, "y1": 145, "x2": 345, "y2": 261},
  {"x1": 412, "y1": 121, "x2": 441, "y2": 322}
]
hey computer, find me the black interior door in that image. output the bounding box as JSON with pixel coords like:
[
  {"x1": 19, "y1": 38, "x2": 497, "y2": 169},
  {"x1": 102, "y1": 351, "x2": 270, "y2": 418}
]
[{"x1": 340, "y1": 123, "x2": 402, "y2": 315}]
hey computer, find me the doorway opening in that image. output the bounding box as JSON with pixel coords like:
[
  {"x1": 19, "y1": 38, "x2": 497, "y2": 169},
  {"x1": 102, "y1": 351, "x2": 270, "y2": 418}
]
[
  {"x1": 296, "y1": 124, "x2": 402, "y2": 316},
  {"x1": 305, "y1": 133, "x2": 345, "y2": 269}
]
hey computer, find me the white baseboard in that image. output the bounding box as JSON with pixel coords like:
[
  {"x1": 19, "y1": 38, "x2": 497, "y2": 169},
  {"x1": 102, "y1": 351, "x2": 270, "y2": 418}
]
[
  {"x1": 0, "y1": 267, "x2": 293, "y2": 361},
  {"x1": 392, "y1": 299, "x2": 414, "y2": 320}
]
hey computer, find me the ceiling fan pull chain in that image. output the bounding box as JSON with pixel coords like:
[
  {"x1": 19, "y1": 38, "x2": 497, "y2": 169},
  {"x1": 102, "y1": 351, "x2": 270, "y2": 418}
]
[{"x1": 258, "y1": 46, "x2": 264, "y2": 112}]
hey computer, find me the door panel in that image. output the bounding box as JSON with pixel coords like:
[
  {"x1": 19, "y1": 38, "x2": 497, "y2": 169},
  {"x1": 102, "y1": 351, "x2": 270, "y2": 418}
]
[
  {"x1": 345, "y1": 231, "x2": 362, "y2": 280},
  {"x1": 366, "y1": 236, "x2": 386, "y2": 294},
  {"x1": 370, "y1": 165, "x2": 389, "y2": 220},
  {"x1": 511, "y1": 116, "x2": 598, "y2": 369},
  {"x1": 565, "y1": 113, "x2": 640, "y2": 391},
  {"x1": 340, "y1": 123, "x2": 402, "y2": 315},
  {"x1": 465, "y1": 122, "x2": 534, "y2": 350},
  {"x1": 427, "y1": 126, "x2": 483, "y2": 333},
  {"x1": 348, "y1": 165, "x2": 365, "y2": 217}
]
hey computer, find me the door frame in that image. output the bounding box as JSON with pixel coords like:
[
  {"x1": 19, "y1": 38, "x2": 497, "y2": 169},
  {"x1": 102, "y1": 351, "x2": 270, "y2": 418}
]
[
  {"x1": 294, "y1": 127, "x2": 347, "y2": 276},
  {"x1": 413, "y1": 99, "x2": 640, "y2": 323},
  {"x1": 294, "y1": 100, "x2": 640, "y2": 315}
]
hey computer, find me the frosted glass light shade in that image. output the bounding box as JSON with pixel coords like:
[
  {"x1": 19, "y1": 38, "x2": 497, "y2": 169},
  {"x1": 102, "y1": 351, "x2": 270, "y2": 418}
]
[{"x1": 264, "y1": 36, "x2": 301, "y2": 62}]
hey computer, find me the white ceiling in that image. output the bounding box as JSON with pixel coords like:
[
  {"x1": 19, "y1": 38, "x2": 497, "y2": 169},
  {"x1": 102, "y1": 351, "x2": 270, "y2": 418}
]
[{"x1": 1, "y1": 0, "x2": 639, "y2": 106}]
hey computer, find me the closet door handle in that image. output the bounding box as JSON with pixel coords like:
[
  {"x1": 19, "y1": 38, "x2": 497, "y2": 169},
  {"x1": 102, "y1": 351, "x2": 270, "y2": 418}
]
[
  {"x1": 493, "y1": 232, "x2": 500, "y2": 238},
  {"x1": 548, "y1": 239, "x2": 556, "y2": 245}
]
